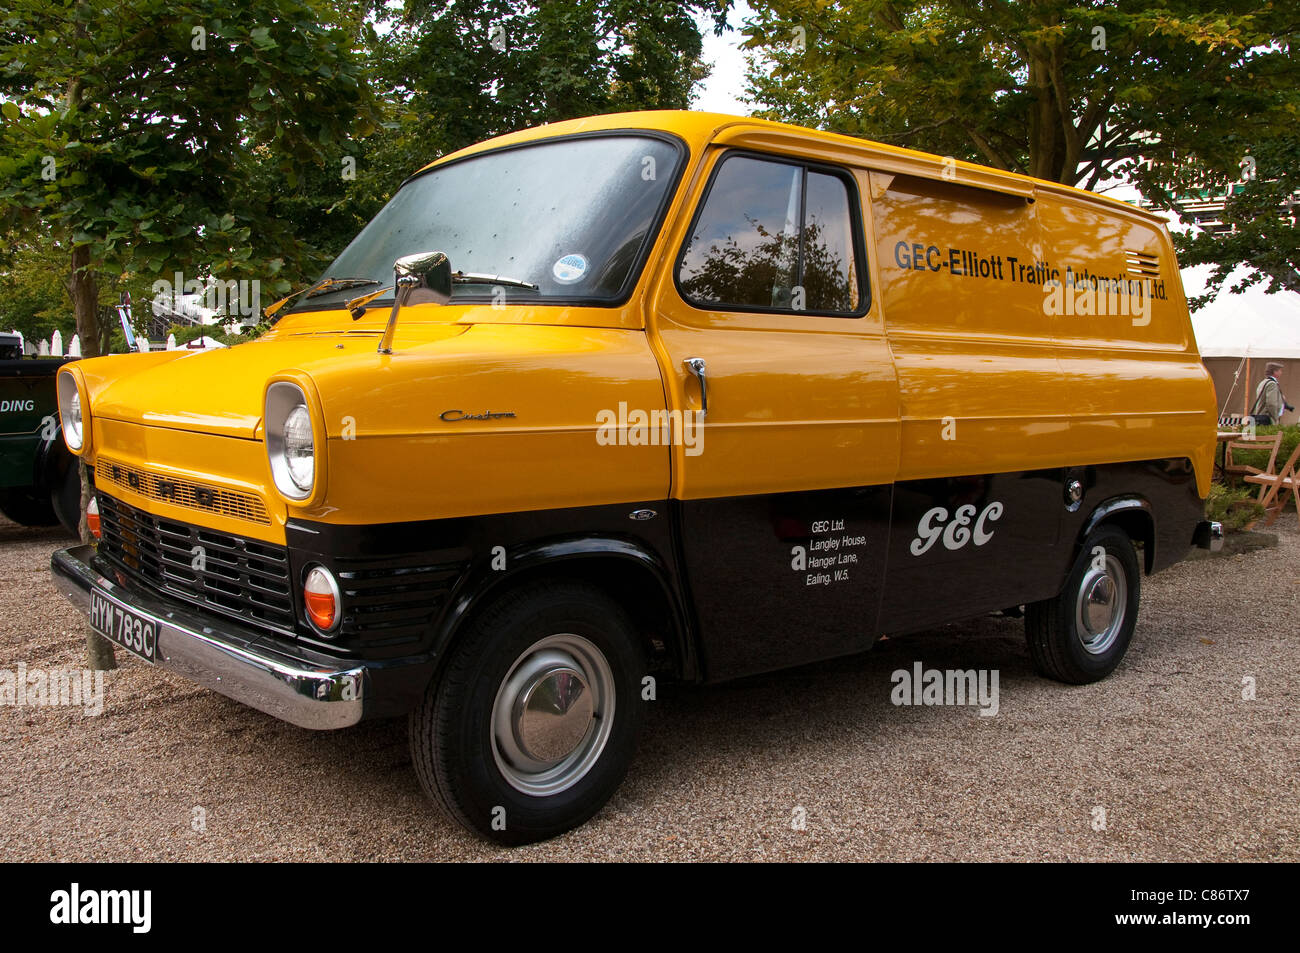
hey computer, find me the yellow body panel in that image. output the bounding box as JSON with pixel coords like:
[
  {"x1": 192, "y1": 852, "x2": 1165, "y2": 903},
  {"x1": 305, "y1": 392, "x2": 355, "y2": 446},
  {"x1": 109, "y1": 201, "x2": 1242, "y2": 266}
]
[
  {"x1": 91, "y1": 417, "x2": 288, "y2": 544},
  {"x1": 866, "y1": 170, "x2": 1215, "y2": 496},
  {"x1": 648, "y1": 151, "x2": 902, "y2": 501},
  {"x1": 65, "y1": 109, "x2": 1216, "y2": 544},
  {"x1": 300, "y1": 323, "x2": 668, "y2": 524}
]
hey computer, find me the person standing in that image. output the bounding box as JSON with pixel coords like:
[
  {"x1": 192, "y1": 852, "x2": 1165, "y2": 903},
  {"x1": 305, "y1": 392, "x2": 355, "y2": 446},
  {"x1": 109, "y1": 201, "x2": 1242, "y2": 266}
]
[{"x1": 1251, "y1": 361, "x2": 1293, "y2": 424}]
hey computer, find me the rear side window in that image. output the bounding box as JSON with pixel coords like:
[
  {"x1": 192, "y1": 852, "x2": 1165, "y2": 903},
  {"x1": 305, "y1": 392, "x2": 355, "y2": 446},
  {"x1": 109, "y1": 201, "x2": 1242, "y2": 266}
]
[{"x1": 677, "y1": 154, "x2": 865, "y2": 315}]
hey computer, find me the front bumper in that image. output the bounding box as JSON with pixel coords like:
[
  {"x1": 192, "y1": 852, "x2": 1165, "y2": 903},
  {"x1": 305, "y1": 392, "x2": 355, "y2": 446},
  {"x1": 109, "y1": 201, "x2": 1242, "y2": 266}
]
[{"x1": 51, "y1": 545, "x2": 366, "y2": 729}]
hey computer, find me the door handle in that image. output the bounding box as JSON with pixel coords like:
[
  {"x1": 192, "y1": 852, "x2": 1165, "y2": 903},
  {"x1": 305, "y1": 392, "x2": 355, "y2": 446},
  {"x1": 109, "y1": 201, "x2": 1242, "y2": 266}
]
[{"x1": 683, "y1": 357, "x2": 708, "y2": 418}]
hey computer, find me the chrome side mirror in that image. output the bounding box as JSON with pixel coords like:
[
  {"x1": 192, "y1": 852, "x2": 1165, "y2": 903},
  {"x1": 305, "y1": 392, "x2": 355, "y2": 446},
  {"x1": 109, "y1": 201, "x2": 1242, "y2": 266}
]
[
  {"x1": 396, "y1": 251, "x2": 452, "y2": 304},
  {"x1": 378, "y1": 251, "x2": 452, "y2": 354}
]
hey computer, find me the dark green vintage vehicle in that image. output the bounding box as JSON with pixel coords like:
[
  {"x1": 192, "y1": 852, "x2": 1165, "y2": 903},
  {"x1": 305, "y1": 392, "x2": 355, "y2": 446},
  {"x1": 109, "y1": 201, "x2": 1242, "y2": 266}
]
[{"x1": 0, "y1": 332, "x2": 79, "y2": 534}]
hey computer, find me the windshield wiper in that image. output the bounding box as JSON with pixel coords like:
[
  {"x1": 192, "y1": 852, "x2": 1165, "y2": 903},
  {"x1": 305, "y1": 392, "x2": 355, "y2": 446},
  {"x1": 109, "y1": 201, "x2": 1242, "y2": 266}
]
[
  {"x1": 450, "y1": 271, "x2": 538, "y2": 290},
  {"x1": 346, "y1": 271, "x2": 538, "y2": 319},
  {"x1": 264, "y1": 276, "x2": 382, "y2": 321},
  {"x1": 306, "y1": 277, "x2": 381, "y2": 298}
]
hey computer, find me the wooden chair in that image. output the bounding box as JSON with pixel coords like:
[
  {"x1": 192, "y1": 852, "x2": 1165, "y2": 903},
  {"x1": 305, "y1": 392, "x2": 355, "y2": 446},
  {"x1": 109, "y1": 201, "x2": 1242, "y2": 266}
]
[
  {"x1": 1223, "y1": 432, "x2": 1284, "y2": 489},
  {"x1": 1245, "y1": 441, "x2": 1300, "y2": 526}
]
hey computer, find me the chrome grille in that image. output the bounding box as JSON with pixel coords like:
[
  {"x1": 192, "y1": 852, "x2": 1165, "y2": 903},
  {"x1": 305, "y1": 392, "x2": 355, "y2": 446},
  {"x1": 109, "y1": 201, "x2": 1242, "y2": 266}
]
[{"x1": 97, "y1": 493, "x2": 294, "y2": 634}]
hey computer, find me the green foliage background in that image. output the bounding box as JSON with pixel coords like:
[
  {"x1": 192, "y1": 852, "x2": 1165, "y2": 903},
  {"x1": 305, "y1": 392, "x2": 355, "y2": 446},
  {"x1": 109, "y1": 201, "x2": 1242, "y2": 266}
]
[
  {"x1": 1209, "y1": 424, "x2": 1300, "y2": 531},
  {"x1": 740, "y1": 0, "x2": 1299, "y2": 307},
  {"x1": 2, "y1": 0, "x2": 1296, "y2": 342},
  {"x1": 0, "y1": 0, "x2": 728, "y2": 347},
  {"x1": 1205, "y1": 481, "x2": 1267, "y2": 533}
]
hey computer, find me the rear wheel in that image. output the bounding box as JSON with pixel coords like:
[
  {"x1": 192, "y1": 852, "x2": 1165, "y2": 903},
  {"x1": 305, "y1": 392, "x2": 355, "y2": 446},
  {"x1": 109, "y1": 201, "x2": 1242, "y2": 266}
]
[
  {"x1": 410, "y1": 581, "x2": 646, "y2": 845},
  {"x1": 1025, "y1": 526, "x2": 1141, "y2": 684}
]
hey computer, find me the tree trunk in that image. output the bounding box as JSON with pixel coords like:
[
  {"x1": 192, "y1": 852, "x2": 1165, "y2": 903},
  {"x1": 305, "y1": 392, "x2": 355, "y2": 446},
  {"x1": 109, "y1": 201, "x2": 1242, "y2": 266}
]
[
  {"x1": 1027, "y1": 54, "x2": 1064, "y2": 183},
  {"x1": 70, "y1": 244, "x2": 101, "y2": 359},
  {"x1": 70, "y1": 245, "x2": 115, "y2": 670},
  {"x1": 82, "y1": 458, "x2": 116, "y2": 670},
  {"x1": 79, "y1": 453, "x2": 115, "y2": 670},
  {"x1": 85, "y1": 627, "x2": 117, "y2": 670}
]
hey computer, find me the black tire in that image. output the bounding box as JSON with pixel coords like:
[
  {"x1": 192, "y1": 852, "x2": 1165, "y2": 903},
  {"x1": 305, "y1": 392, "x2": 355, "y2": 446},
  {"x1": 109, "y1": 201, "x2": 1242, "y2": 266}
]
[
  {"x1": 51, "y1": 459, "x2": 82, "y2": 537},
  {"x1": 0, "y1": 488, "x2": 58, "y2": 527},
  {"x1": 410, "y1": 580, "x2": 646, "y2": 845},
  {"x1": 1024, "y1": 526, "x2": 1141, "y2": 684}
]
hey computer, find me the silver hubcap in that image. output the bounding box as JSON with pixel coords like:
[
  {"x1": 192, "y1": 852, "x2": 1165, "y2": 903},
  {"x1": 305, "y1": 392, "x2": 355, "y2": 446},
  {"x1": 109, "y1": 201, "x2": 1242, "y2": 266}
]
[
  {"x1": 491, "y1": 634, "x2": 614, "y2": 796},
  {"x1": 1075, "y1": 553, "x2": 1128, "y2": 655}
]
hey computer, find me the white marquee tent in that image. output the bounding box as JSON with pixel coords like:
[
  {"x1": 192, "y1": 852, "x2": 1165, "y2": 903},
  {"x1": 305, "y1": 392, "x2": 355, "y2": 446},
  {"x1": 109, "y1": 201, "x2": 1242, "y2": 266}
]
[
  {"x1": 1188, "y1": 265, "x2": 1300, "y2": 359},
  {"x1": 1186, "y1": 265, "x2": 1300, "y2": 421}
]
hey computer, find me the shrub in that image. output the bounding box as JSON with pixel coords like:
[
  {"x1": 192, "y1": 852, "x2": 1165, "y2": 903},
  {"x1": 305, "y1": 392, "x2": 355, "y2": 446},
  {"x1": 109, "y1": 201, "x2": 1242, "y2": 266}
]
[
  {"x1": 1206, "y1": 482, "x2": 1267, "y2": 533},
  {"x1": 1225, "y1": 424, "x2": 1300, "y2": 472},
  {"x1": 1221, "y1": 423, "x2": 1299, "y2": 514}
]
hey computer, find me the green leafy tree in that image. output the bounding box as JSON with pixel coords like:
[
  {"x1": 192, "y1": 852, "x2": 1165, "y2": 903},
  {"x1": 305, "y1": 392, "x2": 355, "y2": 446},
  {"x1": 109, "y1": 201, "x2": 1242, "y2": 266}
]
[
  {"x1": 0, "y1": 0, "x2": 377, "y2": 359},
  {"x1": 1168, "y1": 133, "x2": 1300, "y2": 306},
  {"x1": 740, "y1": 0, "x2": 1298, "y2": 306},
  {"x1": 0, "y1": 228, "x2": 75, "y2": 343},
  {"x1": 0, "y1": 227, "x2": 152, "y2": 349},
  {"x1": 0, "y1": 0, "x2": 376, "y2": 666},
  {"x1": 741, "y1": 1, "x2": 1294, "y2": 185},
  {"x1": 387, "y1": 0, "x2": 726, "y2": 157},
  {"x1": 279, "y1": 0, "x2": 733, "y2": 267}
]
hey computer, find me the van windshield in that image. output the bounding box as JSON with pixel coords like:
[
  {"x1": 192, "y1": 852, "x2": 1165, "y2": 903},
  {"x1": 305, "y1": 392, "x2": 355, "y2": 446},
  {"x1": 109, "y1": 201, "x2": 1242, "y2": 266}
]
[{"x1": 298, "y1": 134, "x2": 682, "y2": 311}]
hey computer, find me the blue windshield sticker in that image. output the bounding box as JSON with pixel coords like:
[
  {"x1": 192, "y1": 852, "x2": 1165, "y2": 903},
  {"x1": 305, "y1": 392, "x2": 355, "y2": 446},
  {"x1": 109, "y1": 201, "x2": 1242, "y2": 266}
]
[{"x1": 552, "y1": 254, "x2": 588, "y2": 284}]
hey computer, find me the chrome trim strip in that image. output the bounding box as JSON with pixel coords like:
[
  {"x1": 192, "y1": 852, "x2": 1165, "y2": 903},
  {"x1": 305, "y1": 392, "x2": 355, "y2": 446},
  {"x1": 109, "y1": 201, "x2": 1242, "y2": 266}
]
[
  {"x1": 95, "y1": 457, "x2": 271, "y2": 524},
  {"x1": 51, "y1": 545, "x2": 365, "y2": 730}
]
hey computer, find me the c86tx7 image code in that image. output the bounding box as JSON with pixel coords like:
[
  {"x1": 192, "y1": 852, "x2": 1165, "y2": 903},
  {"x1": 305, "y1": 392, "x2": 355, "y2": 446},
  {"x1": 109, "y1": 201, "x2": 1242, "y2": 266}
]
[{"x1": 1131, "y1": 890, "x2": 1250, "y2": 903}]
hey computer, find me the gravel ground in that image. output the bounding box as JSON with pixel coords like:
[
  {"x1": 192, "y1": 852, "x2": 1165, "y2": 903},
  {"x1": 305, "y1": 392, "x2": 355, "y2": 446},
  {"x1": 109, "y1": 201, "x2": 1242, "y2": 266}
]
[{"x1": 1, "y1": 514, "x2": 1296, "y2": 862}]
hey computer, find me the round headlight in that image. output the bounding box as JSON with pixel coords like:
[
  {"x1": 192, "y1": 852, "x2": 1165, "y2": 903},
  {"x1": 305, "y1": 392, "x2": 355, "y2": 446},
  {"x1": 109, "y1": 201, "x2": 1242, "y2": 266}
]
[
  {"x1": 266, "y1": 381, "x2": 317, "y2": 502},
  {"x1": 283, "y1": 405, "x2": 314, "y2": 492},
  {"x1": 57, "y1": 372, "x2": 85, "y2": 452},
  {"x1": 66, "y1": 391, "x2": 83, "y2": 448}
]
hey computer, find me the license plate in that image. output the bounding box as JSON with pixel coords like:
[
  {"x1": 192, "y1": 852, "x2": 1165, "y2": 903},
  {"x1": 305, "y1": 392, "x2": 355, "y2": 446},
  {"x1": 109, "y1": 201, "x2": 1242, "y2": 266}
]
[{"x1": 89, "y1": 588, "x2": 159, "y2": 662}]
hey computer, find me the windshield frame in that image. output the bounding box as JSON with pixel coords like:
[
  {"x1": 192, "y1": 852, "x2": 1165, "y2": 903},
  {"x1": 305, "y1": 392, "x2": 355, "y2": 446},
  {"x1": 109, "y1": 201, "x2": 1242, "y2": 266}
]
[{"x1": 289, "y1": 128, "x2": 690, "y2": 315}]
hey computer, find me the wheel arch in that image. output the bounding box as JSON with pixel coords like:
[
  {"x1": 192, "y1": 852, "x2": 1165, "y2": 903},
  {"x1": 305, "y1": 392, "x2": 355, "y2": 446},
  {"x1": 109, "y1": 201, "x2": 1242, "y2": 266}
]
[
  {"x1": 32, "y1": 417, "x2": 74, "y2": 489},
  {"x1": 1079, "y1": 495, "x2": 1155, "y2": 574},
  {"x1": 433, "y1": 536, "x2": 697, "y2": 683}
]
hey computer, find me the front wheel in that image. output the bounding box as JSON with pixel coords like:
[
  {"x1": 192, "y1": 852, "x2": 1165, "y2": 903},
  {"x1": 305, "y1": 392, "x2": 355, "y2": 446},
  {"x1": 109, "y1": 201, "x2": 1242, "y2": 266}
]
[
  {"x1": 410, "y1": 581, "x2": 646, "y2": 845},
  {"x1": 1024, "y1": 526, "x2": 1141, "y2": 684}
]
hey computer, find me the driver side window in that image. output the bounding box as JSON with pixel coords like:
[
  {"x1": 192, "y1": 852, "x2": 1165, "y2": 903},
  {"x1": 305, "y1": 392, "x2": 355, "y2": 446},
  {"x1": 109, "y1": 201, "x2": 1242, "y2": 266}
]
[{"x1": 676, "y1": 154, "x2": 864, "y2": 316}]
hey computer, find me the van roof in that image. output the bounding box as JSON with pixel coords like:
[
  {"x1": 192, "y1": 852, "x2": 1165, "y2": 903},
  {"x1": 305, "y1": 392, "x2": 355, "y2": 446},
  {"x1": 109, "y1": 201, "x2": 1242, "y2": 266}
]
[{"x1": 419, "y1": 109, "x2": 1164, "y2": 226}]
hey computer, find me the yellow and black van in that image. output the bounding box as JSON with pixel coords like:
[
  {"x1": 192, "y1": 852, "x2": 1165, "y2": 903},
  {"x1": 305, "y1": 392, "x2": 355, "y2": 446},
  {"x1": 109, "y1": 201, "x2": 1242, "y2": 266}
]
[{"x1": 52, "y1": 111, "x2": 1221, "y2": 843}]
